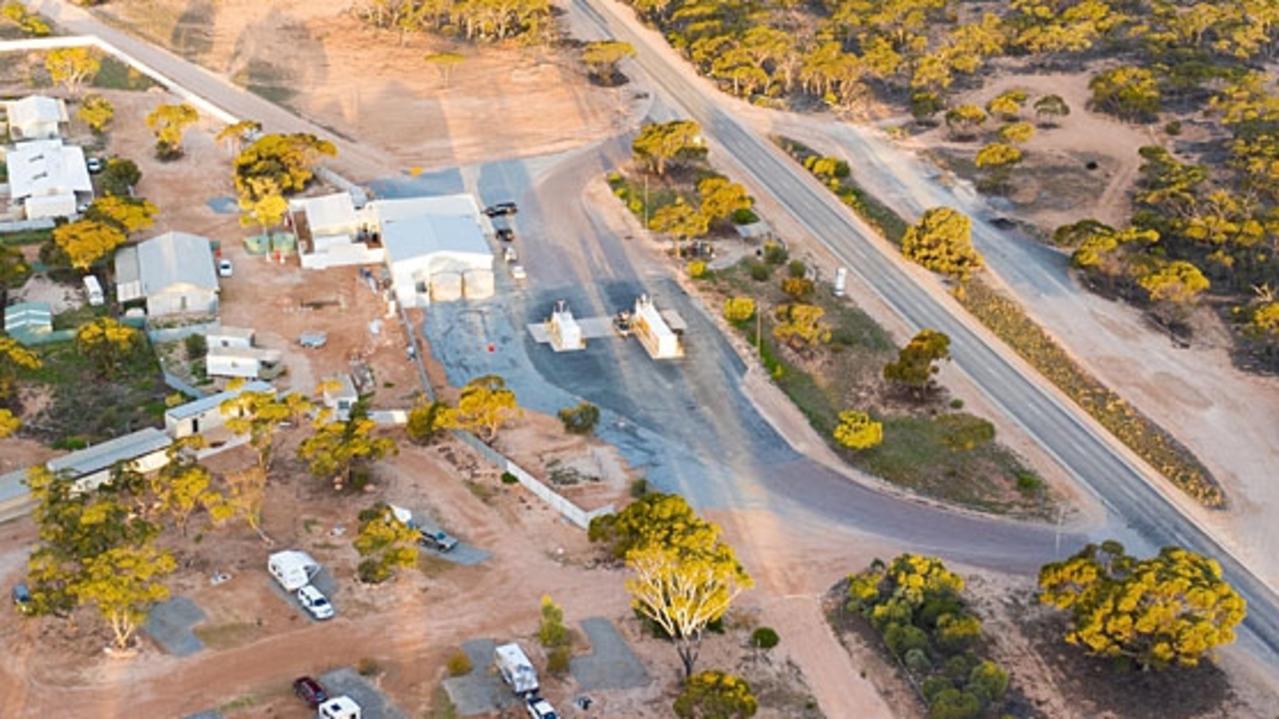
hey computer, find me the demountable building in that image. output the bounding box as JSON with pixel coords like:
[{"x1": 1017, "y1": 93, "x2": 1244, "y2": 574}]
[
  {"x1": 632, "y1": 295, "x2": 682, "y2": 359},
  {"x1": 205, "y1": 345, "x2": 283, "y2": 380},
  {"x1": 45, "y1": 427, "x2": 172, "y2": 492},
  {"x1": 4, "y1": 139, "x2": 92, "y2": 219},
  {"x1": 164, "y1": 380, "x2": 273, "y2": 438}
]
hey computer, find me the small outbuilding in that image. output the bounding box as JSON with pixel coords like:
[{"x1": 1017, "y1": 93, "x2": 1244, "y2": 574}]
[
  {"x1": 206, "y1": 325, "x2": 255, "y2": 349},
  {"x1": 45, "y1": 427, "x2": 172, "y2": 492},
  {"x1": 3, "y1": 96, "x2": 68, "y2": 140},
  {"x1": 164, "y1": 380, "x2": 273, "y2": 438},
  {"x1": 205, "y1": 345, "x2": 283, "y2": 380},
  {"x1": 321, "y1": 374, "x2": 359, "y2": 421},
  {"x1": 115, "y1": 231, "x2": 220, "y2": 317},
  {"x1": 3, "y1": 301, "x2": 52, "y2": 343}
]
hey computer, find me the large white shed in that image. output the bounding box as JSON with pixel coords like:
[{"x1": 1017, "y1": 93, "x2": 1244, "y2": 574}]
[
  {"x1": 383, "y1": 209, "x2": 493, "y2": 308},
  {"x1": 115, "y1": 231, "x2": 220, "y2": 317}
]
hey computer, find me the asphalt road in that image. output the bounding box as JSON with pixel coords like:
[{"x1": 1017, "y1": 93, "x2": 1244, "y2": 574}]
[{"x1": 570, "y1": 0, "x2": 1279, "y2": 658}]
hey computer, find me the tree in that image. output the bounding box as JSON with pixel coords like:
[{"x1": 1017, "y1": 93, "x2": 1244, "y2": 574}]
[
  {"x1": 352, "y1": 502, "x2": 419, "y2": 583},
  {"x1": 52, "y1": 219, "x2": 126, "y2": 271},
  {"x1": 77, "y1": 94, "x2": 114, "y2": 134},
  {"x1": 145, "y1": 103, "x2": 199, "y2": 159},
  {"x1": 233, "y1": 133, "x2": 337, "y2": 201},
  {"x1": 674, "y1": 670, "x2": 758, "y2": 719},
  {"x1": 632, "y1": 120, "x2": 704, "y2": 176},
  {"x1": 833, "y1": 410, "x2": 883, "y2": 450},
  {"x1": 943, "y1": 105, "x2": 986, "y2": 139},
  {"x1": 424, "y1": 52, "x2": 466, "y2": 87},
  {"x1": 0, "y1": 408, "x2": 19, "y2": 439},
  {"x1": 239, "y1": 190, "x2": 289, "y2": 235},
  {"x1": 750, "y1": 626, "x2": 779, "y2": 651},
  {"x1": 1089, "y1": 66, "x2": 1161, "y2": 122},
  {"x1": 75, "y1": 318, "x2": 140, "y2": 378},
  {"x1": 215, "y1": 119, "x2": 262, "y2": 155},
  {"x1": 84, "y1": 196, "x2": 157, "y2": 234},
  {"x1": 1139, "y1": 260, "x2": 1209, "y2": 320},
  {"x1": 974, "y1": 142, "x2": 1023, "y2": 192},
  {"x1": 588, "y1": 492, "x2": 716, "y2": 561},
  {"x1": 883, "y1": 329, "x2": 951, "y2": 397},
  {"x1": 297, "y1": 401, "x2": 397, "y2": 490},
  {"x1": 558, "y1": 401, "x2": 601, "y2": 435},
  {"x1": 985, "y1": 89, "x2": 1027, "y2": 120},
  {"x1": 998, "y1": 121, "x2": 1036, "y2": 144},
  {"x1": 538, "y1": 594, "x2": 570, "y2": 648},
  {"x1": 1038, "y1": 541, "x2": 1246, "y2": 669},
  {"x1": 150, "y1": 440, "x2": 224, "y2": 534},
  {"x1": 406, "y1": 398, "x2": 451, "y2": 444},
  {"x1": 44, "y1": 47, "x2": 100, "y2": 94},
  {"x1": 1033, "y1": 94, "x2": 1071, "y2": 125},
  {"x1": 581, "y1": 40, "x2": 635, "y2": 84},
  {"x1": 649, "y1": 200, "x2": 710, "y2": 241},
  {"x1": 722, "y1": 296, "x2": 755, "y2": 324},
  {"x1": 901, "y1": 207, "x2": 983, "y2": 281},
  {"x1": 100, "y1": 158, "x2": 142, "y2": 197},
  {"x1": 781, "y1": 276, "x2": 813, "y2": 299},
  {"x1": 220, "y1": 389, "x2": 312, "y2": 472},
  {"x1": 443, "y1": 374, "x2": 522, "y2": 443},
  {"x1": 71, "y1": 542, "x2": 175, "y2": 650},
  {"x1": 219, "y1": 466, "x2": 269, "y2": 541},
  {"x1": 628, "y1": 542, "x2": 753, "y2": 678},
  {"x1": 697, "y1": 176, "x2": 752, "y2": 222},
  {"x1": 0, "y1": 335, "x2": 41, "y2": 400},
  {"x1": 772, "y1": 303, "x2": 831, "y2": 351}
]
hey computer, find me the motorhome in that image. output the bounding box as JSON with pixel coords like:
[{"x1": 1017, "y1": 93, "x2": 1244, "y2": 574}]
[
  {"x1": 494, "y1": 642, "x2": 539, "y2": 696},
  {"x1": 267, "y1": 550, "x2": 320, "y2": 591}
]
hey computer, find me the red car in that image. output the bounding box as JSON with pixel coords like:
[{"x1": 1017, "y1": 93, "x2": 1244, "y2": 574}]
[{"x1": 293, "y1": 676, "x2": 328, "y2": 708}]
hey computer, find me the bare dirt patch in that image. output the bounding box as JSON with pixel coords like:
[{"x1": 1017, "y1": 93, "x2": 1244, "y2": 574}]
[{"x1": 92, "y1": 0, "x2": 633, "y2": 173}]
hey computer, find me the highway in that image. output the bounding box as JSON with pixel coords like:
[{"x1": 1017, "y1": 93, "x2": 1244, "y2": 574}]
[{"x1": 571, "y1": 0, "x2": 1279, "y2": 659}]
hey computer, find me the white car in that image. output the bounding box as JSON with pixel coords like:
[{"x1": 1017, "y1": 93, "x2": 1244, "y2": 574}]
[
  {"x1": 218, "y1": 259, "x2": 234, "y2": 277},
  {"x1": 511, "y1": 264, "x2": 527, "y2": 281},
  {"x1": 296, "y1": 584, "x2": 334, "y2": 620},
  {"x1": 526, "y1": 697, "x2": 558, "y2": 719}
]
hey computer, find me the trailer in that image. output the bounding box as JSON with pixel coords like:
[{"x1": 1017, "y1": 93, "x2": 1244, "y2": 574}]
[
  {"x1": 495, "y1": 642, "x2": 540, "y2": 696},
  {"x1": 631, "y1": 295, "x2": 683, "y2": 359},
  {"x1": 547, "y1": 300, "x2": 585, "y2": 352}
]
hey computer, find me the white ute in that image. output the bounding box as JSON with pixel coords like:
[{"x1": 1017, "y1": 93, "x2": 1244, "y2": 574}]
[
  {"x1": 296, "y1": 584, "x2": 334, "y2": 620},
  {"x1": 526, "y1": 697, "x2": 559, "y2": 719},
  {"x1": 318, "y1": 695, "x2": 361, "y2": 719}
]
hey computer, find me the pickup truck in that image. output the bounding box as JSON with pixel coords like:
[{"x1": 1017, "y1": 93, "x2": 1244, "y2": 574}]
[{"x1": 419, "y1": 528, "x2": 459, "y2": 552}]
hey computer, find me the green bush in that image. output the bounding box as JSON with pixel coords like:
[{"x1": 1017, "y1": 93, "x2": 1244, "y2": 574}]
[
  {"x1": 762, "y1": 242, "x2": 788, "y2": 265},
  {"x1": 546, "y1": 645, "x2": 571, "y2": 676},
  {"x1": 558, "y1": 401, "x2": 601, "y2": 435},
  {"x1": 928, "y1": 688, "x2": 982, "y2": 719},
  {"x1": 184, "y1": 333, "x2": 207, "y2": 361},
  {"x1": 629, "y1": 478, "x2": 649, "y2": 497},
  {"x1": 356, "y1": 657, "x2": 382, "y2": 676},
  {"x1": 748, "y1": 261, "x2": 771, "y2": 282},
  {"x1": 750, "y1": 626, "x2": 779, "y2": 650},
  {"x1": 884, "y1": 622, "x2": 929, "y2": 658},
  {"x1": 731, "y1": 207, "x2": 760, "y2": 224},
  {"x1": 787, "y1": 260, "x2": 807, "y2": 278},
  {"x1": 500, "y1": 471, "x2": 519, "y2": 485}
]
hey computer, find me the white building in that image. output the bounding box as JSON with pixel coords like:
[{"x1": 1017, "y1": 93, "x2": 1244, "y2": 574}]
[
  {"x1": 115, "y1": 231, "x2": 220, "y2": 317},
  {"x1": 3, "y1": 96, "x2": 68, "y2": 140},
  {"x1": 383, "y1": 209, "x2": 494, "y2": 307},
  {"x1": 206, "y1": 325, "x2": 255, "y2": 349},
  {"x1": 322, "y1": 374, "x2": 359, "y2": 421},
  {"x1": 164, "y1": 380, "x2": 273, "y2": 438},
  {"x1": 290, "y1": 192, "x2": 384, "y2": 269},
  {"x1": 45, "y1": 427, "x2": 172, "y2": 492},
  {"x1": 4, "y1": 139, "x2": 92, "y2": 219},
  {"x1": 205, "y1": 345, "x2": 283, "y2": 380},
  {"x1": 633, "y1": 295, "x2": 683, "y2": 359}
]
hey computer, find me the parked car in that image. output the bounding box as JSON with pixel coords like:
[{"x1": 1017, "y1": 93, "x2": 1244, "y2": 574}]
[
  {"x1": 503, "y1": 246, "x2": 518, "y2": 263},
  {"x1": 510, "y1": 265, "x2": 527, "y2": 282},
  {"x1": 495, "y1": 227, "x2": 515, "y2": 242},
  {"x1": 318, "y1": 695, "x2": 362, "y2": 719},
  {"x1": 218, "y1": 258, "x2": 234, "y2": 277},
  {"x1": 484, "y1": 201, "x2": 518, "y2": 217},
  {"x1": 296, "y1": 585, "x2": 335, "y2": 620},
  {"x1": 86, "y1": 157, "x2": 104, "y2": 174},
  {"x1": 526, "y1": 696, "x2": 559, "y2": 719},
  {"x1": 419, "y1": 528, "x2": 459, "y2": 553},
  {"x1": 292, "y1": 676, "x2": 329, "y2": 708},
  {"x1": 299, "y1": 330, "x2": 328, "y2": 349},
  {"x1": 11, "y1": 583, "x2": 32, "y2": 615}
]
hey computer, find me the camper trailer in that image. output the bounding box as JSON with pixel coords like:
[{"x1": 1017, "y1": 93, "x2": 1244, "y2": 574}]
[
  {"x1": 83, "y1": 275, "x2": 104, "y2": 306},
  {"x1": 267, "y1": 550, "x2": 321, "y2": 591},
  {"x1": 495, "y1": 642, "x2": 540, "y2": 696}
]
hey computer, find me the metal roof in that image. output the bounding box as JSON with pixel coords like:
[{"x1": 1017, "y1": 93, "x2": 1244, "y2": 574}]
[
  {"x1": 383, "y1": 213, "x2": 490, "y2": 265},
  {"x1": 290, "y1": 192, "x2": 358, "y2": 234},
  {"x1": 45, "y1": 427, "x2": 171, "y2": 478},
  {"x1": 5, "y1": 140, "x2": 91, "y2": 200},
  {"x1": 165, "y1": 380, "x2": 272, "y2": 421},
  {"x1": 369, "y1": 194, "x2": 482, "y2": 225},
  {"x1": 4, "y1": 301, "x2": 52, "y2": 333},
  {"x1": 133, "y1": 231, "x2": 219, "y2": 295},
  {"x1": 4, "y1": 96, "x2": 66, "y2": 135}
]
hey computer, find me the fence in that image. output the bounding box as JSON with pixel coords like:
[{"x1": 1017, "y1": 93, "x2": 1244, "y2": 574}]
[
  {"x1": 453, "y1": 432, "x2": 614, "y2": 530},
  {"x1": 162, "y1": 370, "x2": 207, "y2": 399},
  {"x1": 145, "y1": 320, "x2": 219, "y2": 344},
  {"x1": 0, "y1": 217, "x2": 55, "y2": 234}
]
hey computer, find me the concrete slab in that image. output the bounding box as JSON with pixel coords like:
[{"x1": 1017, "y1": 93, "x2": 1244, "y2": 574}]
[
  {"x1": 569, "y1": 617, "x2": 651, "y2": 691},
  {"x1": 182, "y1": 711, "x2": 223, "y2": 719},
  {"x1": 144, "y1": 596, "x2": 207, "y2": 657},
  {"x1": 265, "y1": 567, "x2": 338, "y2": 622},
  {"x1": 442, "y1": 639, "x2": 521, "y2": 716},
  {"x1": 318, "y1": 667, "x2": 407, "y2": 719}
]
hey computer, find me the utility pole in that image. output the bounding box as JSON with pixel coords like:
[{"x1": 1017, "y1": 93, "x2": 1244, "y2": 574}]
[{"x1": 756, "y1": 300, "x2": 762, "y2": 356}]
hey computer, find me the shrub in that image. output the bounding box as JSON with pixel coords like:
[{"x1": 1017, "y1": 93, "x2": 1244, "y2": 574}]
[
  {"x1": 750, "y1": 627, "x2": 779, "y2": 650},
  {"x1": 966, "y1": 660, "x2": 1008, "y2": 705},
  {"x1": 762, "y1": 242, "x2": 788, "y2": 265},
  {"x1": 407, "y1": 399, "x2": 450, "y2": 445},
  {"x1": 674, "y1": 671, "x2": 758, "y2": 719},
  {"x1": 934, "y1": 613, "x2": 982, "y2": 654},
  {"x1": 731, "y1": 207, "x2": 759, "y2": 224},
  {"x1": 884, "y1": 622, "x2": 929, "y2": 658},
  {"x1": 1015, "y1": 471, "x2": 1042, "y2": 493},
  {"x1": 629, "y1": 478, "x2": 649, "y2": 497},
  {"x1": 787, "y1": 260, "x2": 807, "y2": 278},
  {"x1": 538, "y1": 595, "x2": 570, "y2": 648},
  {"x1": 184, "y1": 332, "x2": 207, "y2": 361},
  {"x1": 722, "y1": 296, "x2": 756, "y2": 324},
  {"x1": 928, "y1": 688, "x2": 982, "y2": 719},
  {"x1": 546, "y1": 645, "x2": 572, "y2": 676},
  {"x1": 500, "y1": 471, "x2": 519, "y2": 485},
  {"x1": 748, "y1": 261, "x2": 771, "y2": 282},
  {"x1": 833, "y1": 410, "x2": 883, "y2": 450},
  {"x1": 936, "y1": 414, "x2": 996, "y2": 451},
  {"x1": 687, "y1": 259, "x2": 708, "y2": 278},
  {"x1": 558, "y1": 401, "x2": 601, "y2": 435},
  {"x1": 1164, "y1": 120, "x2": 1182, "y2": 135},
  {"x1": 447, "y1": 651, "x2": 473, "y2": 677},
  {"x1": 780, "y1": 276, "x2": 814, "y2": 299},
  {"x1": 356, "y1": 657, "x2": 382, "y2": 676},
  {"x1": 905, "y1": 647, "x2": 933, "y2": 674}
]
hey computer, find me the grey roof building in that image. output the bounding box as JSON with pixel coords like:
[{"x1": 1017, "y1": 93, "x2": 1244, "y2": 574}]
[
  {"x1": 115, "y1": 231, "x2": 220, "y2": 317},
  {"x1": 45, "y1": 427, "x2": 172, "y2": 485}
]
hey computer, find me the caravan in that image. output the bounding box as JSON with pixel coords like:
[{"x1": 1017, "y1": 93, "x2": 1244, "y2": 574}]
[
  {"x1": 494, "y1": 642, "x2": 539, "y2": 696},
  {"x1": 267, "y1": 550, "x2": 321, "y2": 591}
]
